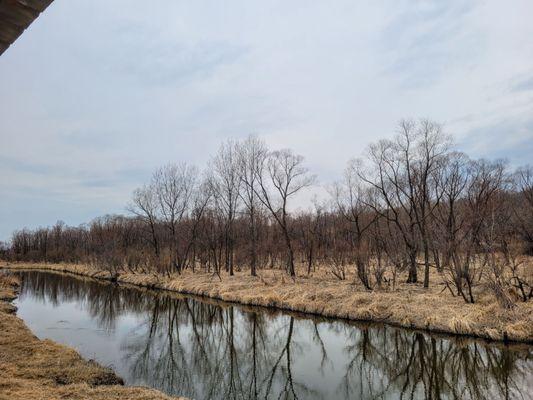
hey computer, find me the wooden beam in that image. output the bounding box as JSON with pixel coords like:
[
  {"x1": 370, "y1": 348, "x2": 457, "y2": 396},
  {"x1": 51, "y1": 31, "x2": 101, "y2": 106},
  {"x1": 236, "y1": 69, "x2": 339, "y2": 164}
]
[{"x1": 0, "y1": 0, "x2": 54, "y2": 56}]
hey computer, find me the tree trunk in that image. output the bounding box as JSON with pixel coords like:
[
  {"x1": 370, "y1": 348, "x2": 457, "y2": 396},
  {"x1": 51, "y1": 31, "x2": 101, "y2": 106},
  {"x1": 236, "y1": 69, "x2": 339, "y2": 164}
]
[
  {"x1": 423, "y1": 239, "x2": 430, "y2": 288},
  {"x1": 283, "y1": 228, "x2": 296, "y2": 277},
  {"x1": 250, "y1": 212, "x2": 257, "y2": 276},
  {"x1": 407, "y1": 248, "x2": 418, "y2": 283}
]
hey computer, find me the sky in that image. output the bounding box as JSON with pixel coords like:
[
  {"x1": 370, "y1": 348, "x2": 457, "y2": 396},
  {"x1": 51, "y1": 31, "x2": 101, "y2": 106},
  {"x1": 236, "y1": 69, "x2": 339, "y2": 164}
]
[{"x1": 1, "y1": 0, "x2": 533, "y2": 241}]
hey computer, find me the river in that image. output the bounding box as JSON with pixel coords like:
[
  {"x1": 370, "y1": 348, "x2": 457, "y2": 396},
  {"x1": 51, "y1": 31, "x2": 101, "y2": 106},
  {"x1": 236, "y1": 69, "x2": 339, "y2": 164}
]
[{"x1": 7, "y1": 269, "x2": 533, "y2": 399}]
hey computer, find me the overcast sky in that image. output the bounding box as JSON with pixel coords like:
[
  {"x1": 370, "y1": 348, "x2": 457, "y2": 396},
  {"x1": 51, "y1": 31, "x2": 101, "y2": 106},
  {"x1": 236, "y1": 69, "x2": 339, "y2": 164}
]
[{"x1": 1, "y1": 0, "x2": 532, "y2": 241}]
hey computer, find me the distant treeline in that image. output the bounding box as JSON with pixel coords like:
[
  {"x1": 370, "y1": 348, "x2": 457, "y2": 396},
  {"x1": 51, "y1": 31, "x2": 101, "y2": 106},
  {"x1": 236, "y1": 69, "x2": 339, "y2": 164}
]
[{"x1": 4, "y1": 120, "x2": 533, "y2": 304}]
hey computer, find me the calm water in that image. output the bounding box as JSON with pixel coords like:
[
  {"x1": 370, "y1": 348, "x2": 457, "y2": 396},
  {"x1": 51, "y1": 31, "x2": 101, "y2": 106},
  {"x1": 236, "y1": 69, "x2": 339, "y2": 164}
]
[{"x1": 7, "y1": 270, "x2": 533, "y2": 400}]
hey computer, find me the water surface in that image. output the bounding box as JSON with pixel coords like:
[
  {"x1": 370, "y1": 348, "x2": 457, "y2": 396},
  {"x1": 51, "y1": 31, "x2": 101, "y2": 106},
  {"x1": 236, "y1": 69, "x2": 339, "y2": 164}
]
[{"x1": 8, "y1": 270, "x2": 533, "y2": 399}]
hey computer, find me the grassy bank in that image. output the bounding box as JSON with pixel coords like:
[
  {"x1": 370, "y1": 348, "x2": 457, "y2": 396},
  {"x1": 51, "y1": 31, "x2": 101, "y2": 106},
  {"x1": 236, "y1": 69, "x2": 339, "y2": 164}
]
[
  {"x1": 0, "y1": 272, "x2": 185, "y2": 400},
  {"x1": 2, "y1": 261, "x2": 532, "y2": 344}
]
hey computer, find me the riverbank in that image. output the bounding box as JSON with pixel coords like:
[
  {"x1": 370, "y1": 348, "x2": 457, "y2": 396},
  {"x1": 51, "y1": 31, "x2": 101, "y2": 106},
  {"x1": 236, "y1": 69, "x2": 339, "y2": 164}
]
[
  {"x1": 2, "y1": 261, "x2": 532, "y2": 344},
  {"x1": 0, "y1": 272, "x2": 185, "y2": 400}
]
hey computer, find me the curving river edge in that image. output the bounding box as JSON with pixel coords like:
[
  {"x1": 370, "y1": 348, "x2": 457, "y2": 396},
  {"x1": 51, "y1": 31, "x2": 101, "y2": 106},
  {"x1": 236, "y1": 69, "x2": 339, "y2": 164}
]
[{"x1": 2, "y1": 262, "x2": 532, "y2": 344}]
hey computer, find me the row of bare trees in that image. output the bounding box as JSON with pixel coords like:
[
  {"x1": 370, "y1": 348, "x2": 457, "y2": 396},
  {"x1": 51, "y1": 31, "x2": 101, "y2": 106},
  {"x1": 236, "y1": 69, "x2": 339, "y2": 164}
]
[
  {"x1": 6, "y1": 120, "x2": 533, "y2": 303},
  {"x1": 124, "y1": 136, "x2": 315, "y2": 278}
]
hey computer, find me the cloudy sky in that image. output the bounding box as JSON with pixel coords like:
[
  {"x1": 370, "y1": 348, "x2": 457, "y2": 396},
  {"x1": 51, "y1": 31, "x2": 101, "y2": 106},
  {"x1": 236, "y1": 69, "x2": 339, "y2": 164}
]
[{"x1": 1, "y1": 0, "x2": 532, "y2": 241}]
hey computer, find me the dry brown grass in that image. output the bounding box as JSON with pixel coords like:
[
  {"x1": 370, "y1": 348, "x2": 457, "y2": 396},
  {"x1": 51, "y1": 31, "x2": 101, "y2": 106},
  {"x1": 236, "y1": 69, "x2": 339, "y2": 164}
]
[
  {"x1": 2, "y1": 260, "x2": 532, "y2": 343},
  {"x1": 0, "y1": 272, "x2": 185, "y2": 400}
]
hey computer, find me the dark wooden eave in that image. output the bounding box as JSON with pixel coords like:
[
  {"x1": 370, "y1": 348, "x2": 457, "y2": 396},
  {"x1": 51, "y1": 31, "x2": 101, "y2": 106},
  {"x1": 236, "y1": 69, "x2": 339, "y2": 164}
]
[{"x1": 0, "y1": 0, "x2": 53, "y2": 56}]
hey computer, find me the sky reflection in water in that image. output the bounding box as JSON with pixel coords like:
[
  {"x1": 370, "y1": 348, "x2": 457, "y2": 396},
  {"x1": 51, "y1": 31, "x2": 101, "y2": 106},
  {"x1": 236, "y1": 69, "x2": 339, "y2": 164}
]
[{"x1": 11, "y1": 270, "x2": 533, "y2": 400}]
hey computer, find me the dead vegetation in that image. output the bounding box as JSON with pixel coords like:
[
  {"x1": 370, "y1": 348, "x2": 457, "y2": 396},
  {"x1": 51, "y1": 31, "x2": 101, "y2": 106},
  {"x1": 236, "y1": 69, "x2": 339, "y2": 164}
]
[
  {"x1": 3, "y1": 260, "x2": 532, "y2": 343},
  {"x1": 0, "y1": 272, "x2": 184, "y2": 400}
]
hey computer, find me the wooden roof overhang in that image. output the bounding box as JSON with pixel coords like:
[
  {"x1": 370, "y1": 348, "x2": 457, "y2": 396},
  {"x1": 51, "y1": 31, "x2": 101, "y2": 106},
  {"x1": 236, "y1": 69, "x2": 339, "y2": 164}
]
[{"x1": 0, "y1": 0, "x2": 53, "y2": 56}]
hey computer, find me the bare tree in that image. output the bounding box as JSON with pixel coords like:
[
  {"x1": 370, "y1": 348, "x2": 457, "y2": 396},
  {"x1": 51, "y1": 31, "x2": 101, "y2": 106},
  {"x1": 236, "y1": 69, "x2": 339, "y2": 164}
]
[
  {"x1": 237, "y1": 136, "x2": 268, "y2": 276},
  {"x1": 360, "y1": 131, "x2": 420, "y2": 284},
  {"x1": 442, "y1": 159, "x2": 507, "y2": 303},
  {"x1": 209, "y1": 140, "x2": 241, "y2": 276},
  {"x1": 295, "y1": 199, "x2": 327, "y2": 276},
  {"x1": 332, "y1": 159, "x2": 376, "y2": 289},
  {"x1": 176, "y1": 177, "x2": 212, "y2": 274},
  {"x1": 433, "y1": 152, "x2": 469, "y2": 288},
  {"x1": 360, "y1": 120, "x2": 450, "y2": 287},
  {"x1": 411, "y1": 120, "x2": 451, "y2": 287},
  {"x1": 253, "y1": 149, "x2": 315, "y2": 277},
  {"x1": 153, "y1": 163, "x2": 198, "y2": 274},
  {"x1": 513, "y1": 166, "x2": 533, "y2": 255},
  {"x1": 129, "y1": 183, "x2": 161, "y2": 260}
]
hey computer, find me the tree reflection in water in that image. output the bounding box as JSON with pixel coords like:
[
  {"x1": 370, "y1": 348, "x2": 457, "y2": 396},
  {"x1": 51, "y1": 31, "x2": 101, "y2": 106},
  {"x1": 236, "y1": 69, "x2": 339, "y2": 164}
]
[{"x1": 15, "y1": 270, "x2": 533, "y2": 400}]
